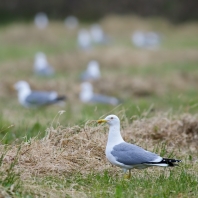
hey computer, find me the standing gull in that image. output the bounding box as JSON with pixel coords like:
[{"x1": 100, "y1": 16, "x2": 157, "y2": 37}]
[
  {"x1": 77, "y1": 29, "x2": 92, "y2": 50},
  {"x1": 80, "y1": 82, "x2": 121, "y2": 106},
  {"x1": 34, "y1": 52, "x2": 54, "y2": 76},
  {"x1": 97, "y1": 115, "x2": 181, "y2": 179},
  {"x1": 90, "y1": 24, "x2": 110, "y2": 44},
  {"x1": 131, "y1": 31, "x2": 161, "y2": 49},
  {"x1": 14, "y1": 81, "x2": 66, "y2": 108},
  {"x1": 64, "y1": 16, "x2": 79, "y2": 30},
  {"x1": 34, "y1": 12, "x2": 49, "y2": 29}
]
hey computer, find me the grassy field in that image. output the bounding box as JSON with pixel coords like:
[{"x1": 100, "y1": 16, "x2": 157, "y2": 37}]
[{"x1": 0, "y1": 15, "x2": 198, "y2": 197}]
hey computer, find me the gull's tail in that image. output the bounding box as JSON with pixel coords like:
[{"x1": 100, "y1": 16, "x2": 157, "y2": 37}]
[{"x1": 144, "y1": 158, "x2": 182, "y2": 167}]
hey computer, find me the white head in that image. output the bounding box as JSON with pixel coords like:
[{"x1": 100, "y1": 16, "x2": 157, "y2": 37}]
[
  {"x1": 145, "y1": 32, "x2": 160, "y2": 46},
  {"x1": 78, "y1": 29, "x2": 91, "y2": 49},
  {"x1": 79, "y1": 82, "x2": 93, "y2": 102},
  {"x1": 14, "y1": 81, "x2": 31, "y2": 92},
  {"x1": 34, "y1": 12, "x2": 49, "y2": 29},
  {"x1": 90, "y1": 24, "x2": 104, "y2": 43},
  {"x1": 34, "y1": 52, "x2": 48, "y2": 70},
  {"x1": 64, "y1": 16, "x2": 79, "y2": 29},
  {"x1": 98, "y1": 114, "x2": 120, "y2": 126},
  {"x1": 87, "y1": 60, "x2": 100, "y2": 77},
  {"x1": 98, "y1": 115, "x2": 123, "y2": 145},
  {"x1": 131, "y1": 31, "x2": 145, "y2": 47},
  {"x1": 14, "y1": 81, "x2": 31, "y2": 105}
]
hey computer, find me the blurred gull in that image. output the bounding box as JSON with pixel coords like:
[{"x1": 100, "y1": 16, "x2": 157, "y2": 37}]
[
  {"x1": 34, "y1": 12, "x2": 49, "y2": 29},
  {"x1": 64, "y1": 16, "x2": 79, "y2": 29},
  {"x1": 34, "y1": 52, "x2": 54, "y2": 76},
  {"x1": 90, "y1": 24, "x2": 110, "y2": 44},
  {"x1": 80, "y1": 82, "x2": 121, "y2": 105},
  {"x1": 131, "y1": 31, "x2": 161, "y2": 49},
  {"x1": 77, "y1": 29, "x2": 92, "y2": 50},
  {"x1": 14, "y1": 81, "x2": 66, "y2": 108},
  {"x1": 80, "y1": 60, "x2": 101, "y2": 81}
]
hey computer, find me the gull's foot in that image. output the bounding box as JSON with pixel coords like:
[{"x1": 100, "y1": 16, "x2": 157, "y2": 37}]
[
  {"x1": 123, "y1": 170, "x2": 131, "y2": 179},
  {"x1": 124, "y1": 174, "x2": 131, "y2": 179}
]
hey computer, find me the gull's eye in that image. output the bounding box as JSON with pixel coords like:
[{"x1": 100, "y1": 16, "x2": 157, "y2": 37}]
[{"x1": 110, "y1": 117, "x2": 113, "y2": 119}]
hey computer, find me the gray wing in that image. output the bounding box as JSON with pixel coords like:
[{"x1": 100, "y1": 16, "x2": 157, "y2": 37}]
[
  {"x1": 25, "y1": 91, "x2": 57, "y2": 106},
  {"x1": 90, "y1": 94, "x2": 121, "y2": 105},
  {"x1": 111, "y1": 142, "x2": 161, "y2": 165}
]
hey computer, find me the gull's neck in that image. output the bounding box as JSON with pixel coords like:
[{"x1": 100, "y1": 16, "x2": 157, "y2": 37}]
[
  {"x1": 18, "y1": 87, "x2": 31, "y2": 104},
  {"x1": 106, "y1": 124, "x2": 124, "y2": 148}
]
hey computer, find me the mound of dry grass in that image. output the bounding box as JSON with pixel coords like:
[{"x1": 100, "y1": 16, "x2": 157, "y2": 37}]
[{"x1": 1, "y1": 113, "x2": 197, "y2": 181}]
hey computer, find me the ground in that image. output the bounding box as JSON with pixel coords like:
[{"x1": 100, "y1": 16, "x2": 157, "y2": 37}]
[{"x1": 0, "y1": 15, "x2": 198, "y2": 197}]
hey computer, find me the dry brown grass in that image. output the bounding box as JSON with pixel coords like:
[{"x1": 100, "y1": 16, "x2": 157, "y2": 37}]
[{"x1": 1, "y1": 113, "x2": 197, "y2": 182}]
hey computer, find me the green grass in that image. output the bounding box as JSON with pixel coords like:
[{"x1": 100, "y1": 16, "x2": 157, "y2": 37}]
[
  {"x1": 20, "y1": 167, "x2": 197, "y2": 198},
  {"x1": 0, "y1": 149, "x2": 23, "y2": 197},
  {"x1": 1, "y1": 163, "x2": 197, "y2": 197}
]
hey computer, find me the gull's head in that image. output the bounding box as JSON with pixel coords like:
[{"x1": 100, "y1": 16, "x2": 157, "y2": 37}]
[
  {"x1": 131, "y1": 31, "x2": 146, "y2": 47},
  {"x1": 87, "y1": 60, "x2": 99, "y2": 70},
  {"x1": 97, "y1": 114, "x2": 120, "y2": 126},
  {"x1": 80, "y1": 82, "x2": 93, "y2": 102},
  {"x1": 14, "y1": 81, "x2": 31, "y2": 92},
  {"x1": 34, "y1": 12, "x2": 49, "y2": 29},
  {"x1": 35, "y1": 52, "x2": 46, "y2": 60},
  {"x1": 78, "y1": 29, "x2": 91, "y2": 48},
  {"x1": 34, "y1": 52, "x2": 48, "y2": 69},
  {"x1": 90, "y1": 24, "x2": 104, "y2": 43},
  {"x1": 64, "y1": 16, "x2": 79, "y2": 29},
  {"x1": 87, "y1": 60, "x2": 100, "y2": 77}
]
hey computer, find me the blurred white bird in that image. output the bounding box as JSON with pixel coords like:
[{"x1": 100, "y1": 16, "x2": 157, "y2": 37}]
[
  {"x1": 90, "y1": 24, "x2": 110, "y2": 44},
  {"x1": 64, "y1": 16, "x2": 79, "y2": 29},
  {"x1": 34, "y1": 12, "x2": 49, "y2": 29},
  {"x1": 80, "y1": 60, "x2": 101, "y2": 81},
  {"x1": 131, "y1": 31, "x2": 161, "y2": 49},
  {"x1": 14, "y1": 81, "x2": 66, "y2": 108},
  {"x1": 80, "y1": 82, "x2": 121, "y2": 105},
  {"x1": 34, "y1": 52, "x2": 54, "y2": 76},
  {"x1": 77, "y1": 29, "x2": 92, "y2": 50}
]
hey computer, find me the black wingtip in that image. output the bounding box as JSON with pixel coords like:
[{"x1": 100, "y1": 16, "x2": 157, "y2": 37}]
[
  {"x1": 162, "y1": 158, "x2": 182, "y2": 166},
  {"x1": 56, "y1": 96, "x2": 67, "y2": 101}
]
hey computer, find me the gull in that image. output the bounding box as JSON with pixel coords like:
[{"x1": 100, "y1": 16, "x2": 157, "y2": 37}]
[
  {"x1": 64, "y1": 16, "x2": 79, "y2": 30},
  {"x1": 97, "y1": 115, "x2": 181, "y2": 179},
  {"x1": 34, "y1": 52, "x2": 54, "y2": 76},
  {"x1": 80, "y1": 82, "x2": 121, "y2": 106},
  {"x1": 77, "y1": 29, "x2": 92, "y2": 50},
  {"x1": 34, "y1": 12, "x2": 49, "y2": 29},
  {"x1": 80, "y1": 60, "x2": 101, "y2": 82},
  {"x1": 131, "y1": 31, "x2": 161, "y2": 49},
  {"x1": 90, "y1": 24, "x2": 110, "y2": 44},
  {"x1": 14, "y1": 81, "x2": 66, "y2": 108}
]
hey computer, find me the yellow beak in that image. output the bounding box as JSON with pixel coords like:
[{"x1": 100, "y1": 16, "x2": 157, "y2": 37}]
[{"x1": 97, "y1": 119, "x2": 107, "y2": 124}]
